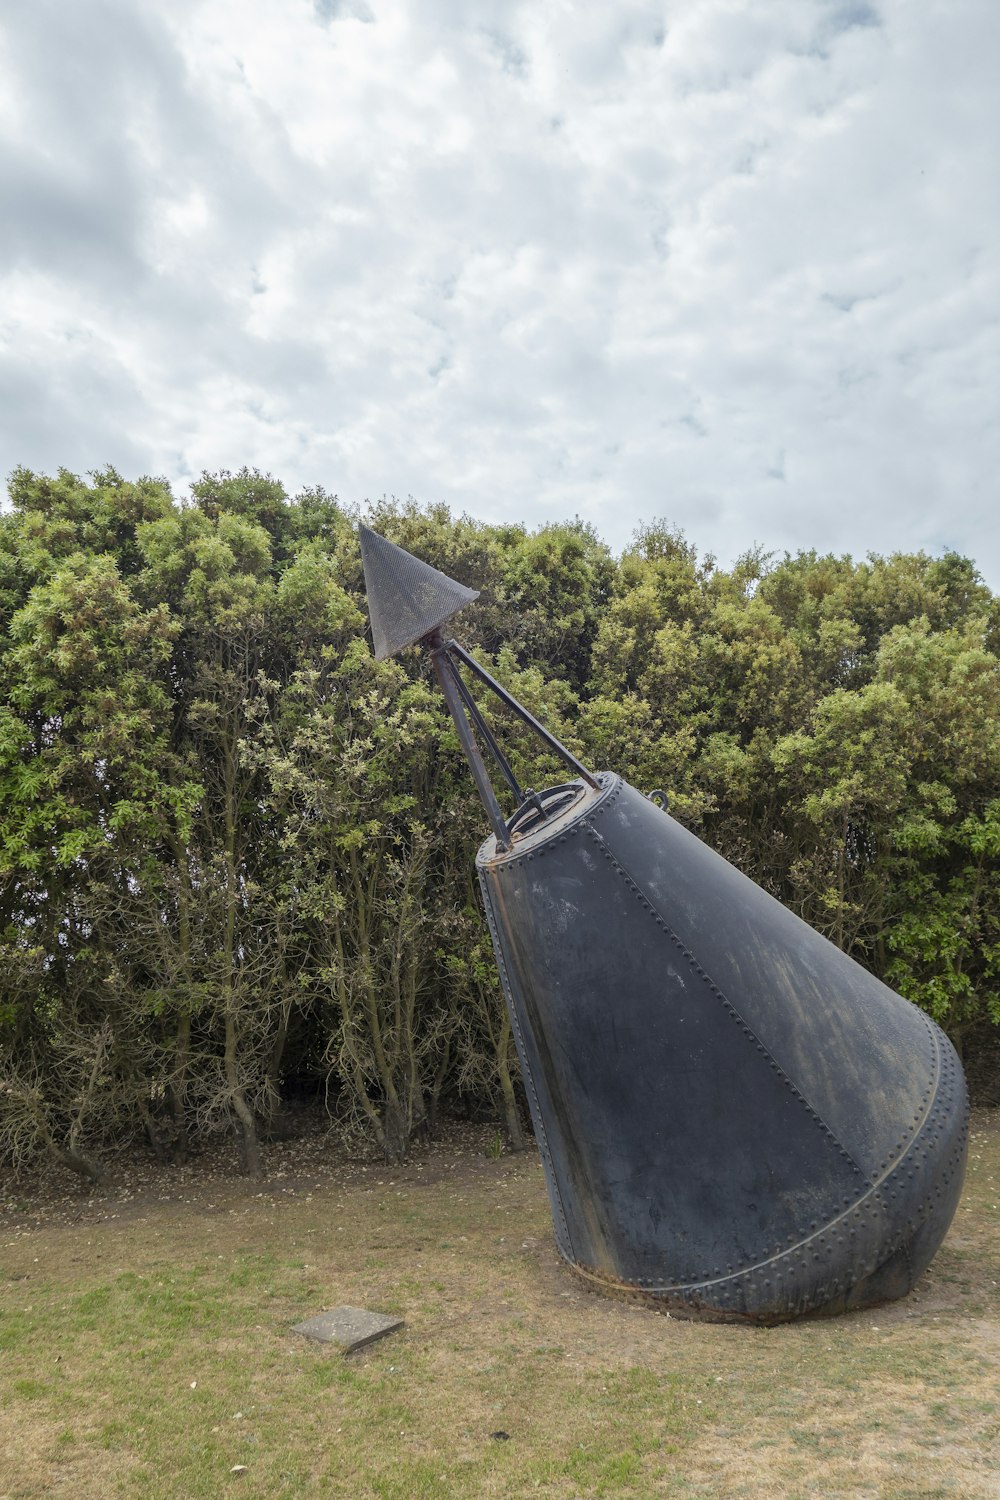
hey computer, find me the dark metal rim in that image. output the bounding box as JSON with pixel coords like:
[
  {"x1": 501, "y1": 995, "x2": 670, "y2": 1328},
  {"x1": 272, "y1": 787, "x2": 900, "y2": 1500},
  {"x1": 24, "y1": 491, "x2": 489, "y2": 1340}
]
[
  {"x1": 507, "y1": 782, "x2": 586, "y2": 841},
  {"x1": 476, "y1": 773, "x2": 618, "y2": 867}
]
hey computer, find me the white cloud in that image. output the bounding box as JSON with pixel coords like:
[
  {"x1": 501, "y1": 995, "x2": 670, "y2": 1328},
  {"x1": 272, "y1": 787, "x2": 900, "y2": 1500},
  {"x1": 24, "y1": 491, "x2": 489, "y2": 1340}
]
[{"x1": 1, "y1": 0, "x2": 997, "y2": 584}]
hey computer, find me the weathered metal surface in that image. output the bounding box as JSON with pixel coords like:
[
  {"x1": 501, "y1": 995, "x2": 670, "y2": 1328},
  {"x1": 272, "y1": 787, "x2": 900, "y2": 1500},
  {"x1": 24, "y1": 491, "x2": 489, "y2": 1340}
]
[
  {"x1": 478, "y1": 773, "x2": 968, "y2": 1324},
  {"x1": 359, "y1": 525, "x2": 478, "y2": 660},
  {"x1": 357, "y1": 527, "x2": 970, "y2": 1324}
]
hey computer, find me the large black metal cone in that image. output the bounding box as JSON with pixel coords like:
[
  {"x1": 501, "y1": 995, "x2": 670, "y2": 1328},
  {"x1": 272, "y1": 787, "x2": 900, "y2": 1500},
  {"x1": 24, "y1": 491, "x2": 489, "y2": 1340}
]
[
  {"x1": 478, "y1": 774, "x2": 968, "y2": 1323},
  {"x1": 359, "y1": 525, "x2": 479, "y2": 659}
]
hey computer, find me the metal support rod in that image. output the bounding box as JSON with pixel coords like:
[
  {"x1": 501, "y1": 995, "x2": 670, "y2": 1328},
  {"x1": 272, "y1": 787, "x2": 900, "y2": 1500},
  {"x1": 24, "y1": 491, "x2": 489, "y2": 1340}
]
[
  {"x1": 440, "y1": 652, "x2": 525, "y2": 804},
  {"x1": 431, "y1": 641, "x2": 511, "y2": 851},
  {"x1": 445, "y1": 640, "x2": 600, "y2": 789}
]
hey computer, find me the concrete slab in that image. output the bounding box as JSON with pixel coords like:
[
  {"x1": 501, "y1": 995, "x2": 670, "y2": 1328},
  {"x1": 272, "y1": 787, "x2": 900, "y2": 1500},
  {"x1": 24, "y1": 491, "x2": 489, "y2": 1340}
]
[{"x1": 291, "y1": 1306, "x2": 404, "y2": 1354}]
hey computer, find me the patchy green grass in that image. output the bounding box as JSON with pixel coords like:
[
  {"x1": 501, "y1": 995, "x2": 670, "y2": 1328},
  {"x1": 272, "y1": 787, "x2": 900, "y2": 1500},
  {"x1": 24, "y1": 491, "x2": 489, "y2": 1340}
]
[{"x1": 1, "y1": 1115, "x2": 998, "y2": 1498}]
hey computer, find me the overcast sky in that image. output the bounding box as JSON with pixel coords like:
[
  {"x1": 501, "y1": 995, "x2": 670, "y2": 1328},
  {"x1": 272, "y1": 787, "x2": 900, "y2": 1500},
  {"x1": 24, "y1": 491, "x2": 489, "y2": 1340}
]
[{"x1": 1, "y1": 0, "x2": 997, "y2": 585}]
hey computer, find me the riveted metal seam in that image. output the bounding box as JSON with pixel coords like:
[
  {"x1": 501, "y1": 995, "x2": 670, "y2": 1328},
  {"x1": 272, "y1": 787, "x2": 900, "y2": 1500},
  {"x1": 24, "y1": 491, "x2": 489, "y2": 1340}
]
[
  {"x1": 476, "y1": 773, "x2": 620, "y2": 870},
  {"x1": 568, "y1": 1030, "x2": 963, "y2": 1302},
  {"x1": 582, "y1": 819, "x2": 872, "y2": 1188}
]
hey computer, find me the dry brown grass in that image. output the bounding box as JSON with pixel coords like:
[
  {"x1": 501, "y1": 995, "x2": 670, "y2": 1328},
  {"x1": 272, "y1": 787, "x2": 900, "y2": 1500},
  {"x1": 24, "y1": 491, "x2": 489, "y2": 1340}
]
[{"x1": 1, "y1": 1113, "x2": 998, "y2": 1499}]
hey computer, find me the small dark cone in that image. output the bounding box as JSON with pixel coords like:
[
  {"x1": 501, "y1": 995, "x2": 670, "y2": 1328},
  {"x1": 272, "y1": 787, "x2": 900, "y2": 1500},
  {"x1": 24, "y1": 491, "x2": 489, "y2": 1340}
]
[{"x1": 359, "y1": 525, "x2": 479, "y2": 659}]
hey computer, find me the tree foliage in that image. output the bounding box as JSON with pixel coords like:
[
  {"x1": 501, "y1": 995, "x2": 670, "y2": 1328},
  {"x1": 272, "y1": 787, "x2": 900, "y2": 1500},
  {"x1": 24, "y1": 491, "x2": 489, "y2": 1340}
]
[{"x1": 1, "y1": 470, "x2": 997, "y2": 1179}]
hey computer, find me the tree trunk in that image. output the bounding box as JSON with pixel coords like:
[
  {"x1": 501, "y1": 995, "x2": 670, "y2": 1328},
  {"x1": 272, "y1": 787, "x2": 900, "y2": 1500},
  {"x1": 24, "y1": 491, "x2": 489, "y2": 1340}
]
[
  {"x1": 380, "y1": 1095, "x2": 407, "y2": 1164},
  {"x1": 226, "y1": 1013, "x2": 262, "y2": 1177},
  {"x1": 221, "y1": 712, "x2": 262, "y2": 1177},
  {"x1": 50, "y1": 1143, "x2": 106, "y2": 1185},
  {"x1": 170, "y1": 1011, "x2": 192, "y2": 1162}
]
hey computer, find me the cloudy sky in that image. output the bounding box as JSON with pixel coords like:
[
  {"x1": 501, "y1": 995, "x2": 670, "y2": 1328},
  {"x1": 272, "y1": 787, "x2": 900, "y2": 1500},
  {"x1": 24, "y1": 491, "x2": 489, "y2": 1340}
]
[{"x1": 1, "y1": 0, "x2": 998, "y2": 583}]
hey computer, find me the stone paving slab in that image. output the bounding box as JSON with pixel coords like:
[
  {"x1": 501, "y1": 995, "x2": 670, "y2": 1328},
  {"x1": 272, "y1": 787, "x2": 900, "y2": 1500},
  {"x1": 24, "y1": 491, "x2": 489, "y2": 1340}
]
[{"x1": 291, "y1": 1306, "x2": 404, "y2": 1354}]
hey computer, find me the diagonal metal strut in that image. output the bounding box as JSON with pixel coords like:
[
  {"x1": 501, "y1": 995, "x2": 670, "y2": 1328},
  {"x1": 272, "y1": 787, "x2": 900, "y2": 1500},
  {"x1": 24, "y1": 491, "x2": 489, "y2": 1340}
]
[
  {"x1": 445, "y1": 639, "x2": 599, "y2": 790},
  {"x1": 439, "y1": 652, "x2": 525, "y2": 805},
  {"x1": 430, "y1": 637, "x2": 511, "y2": 851}
]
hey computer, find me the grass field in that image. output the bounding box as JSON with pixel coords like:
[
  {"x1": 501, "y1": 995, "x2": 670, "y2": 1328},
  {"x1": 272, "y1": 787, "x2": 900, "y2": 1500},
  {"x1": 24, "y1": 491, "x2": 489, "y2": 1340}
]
[{"x1": 1, "y1": 1113, "x2": 998, "y2": 1499}]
